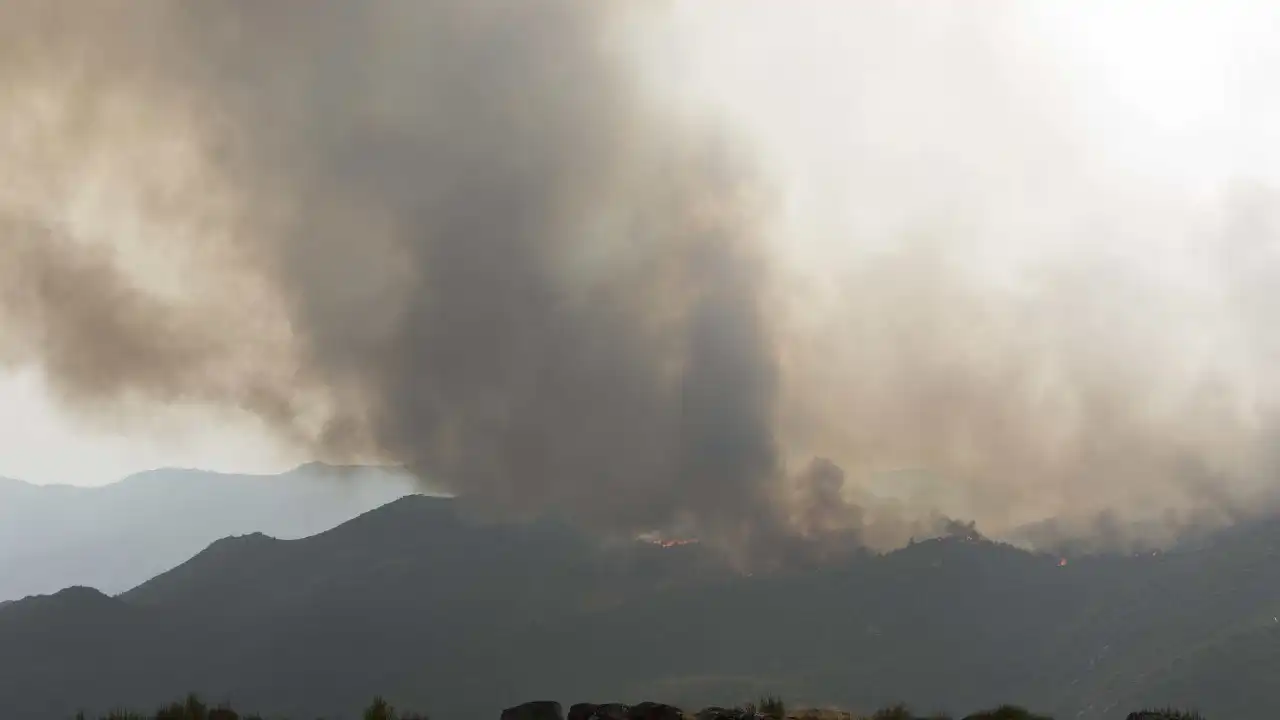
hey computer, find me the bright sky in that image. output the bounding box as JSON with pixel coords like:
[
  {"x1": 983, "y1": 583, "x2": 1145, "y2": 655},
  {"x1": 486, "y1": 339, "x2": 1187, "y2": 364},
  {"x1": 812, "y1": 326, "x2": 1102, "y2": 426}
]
[
  {"x1": 4, "y1": 1, "x2": 1280, "y2": 486},
  {"x1": 0, "y1": 369, "x2": 304, "y2": 485}
]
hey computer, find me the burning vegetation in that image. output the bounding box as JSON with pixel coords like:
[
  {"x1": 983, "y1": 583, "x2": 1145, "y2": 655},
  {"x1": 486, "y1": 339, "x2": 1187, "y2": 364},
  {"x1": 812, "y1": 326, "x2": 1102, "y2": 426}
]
[{"x1": 637, "y1": 533, "x2": 701, "y2": 549}]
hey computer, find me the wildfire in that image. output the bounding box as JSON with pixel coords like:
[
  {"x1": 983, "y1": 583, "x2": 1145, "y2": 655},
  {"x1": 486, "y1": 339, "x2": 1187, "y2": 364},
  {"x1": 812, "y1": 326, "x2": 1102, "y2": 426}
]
[
  {"x1": 635, "y1": 530, "x2": 700, "y2": 549},
  {"x1": 651, "y1": 538, "x2": 699, "y2": 548}
]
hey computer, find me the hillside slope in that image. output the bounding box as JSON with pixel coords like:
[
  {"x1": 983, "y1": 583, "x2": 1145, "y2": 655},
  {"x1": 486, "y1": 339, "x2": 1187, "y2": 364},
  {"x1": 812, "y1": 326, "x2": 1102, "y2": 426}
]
[
  {"x1": 2, "y1": 497, "x2": 1279, "y2": 720},
  {"x1": 0, "y1": 463, "x2": 423, "y2": 601}
]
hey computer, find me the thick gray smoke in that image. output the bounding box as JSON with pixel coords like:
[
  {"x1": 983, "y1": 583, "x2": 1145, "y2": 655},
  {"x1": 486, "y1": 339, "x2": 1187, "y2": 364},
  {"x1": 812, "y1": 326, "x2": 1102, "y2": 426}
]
[
  {"x1": 0, "y1": 0, "x2": 805, "y2": 558},
  {"x1": 4, "y1": 1, "x2": 1280, "y2": 557}
]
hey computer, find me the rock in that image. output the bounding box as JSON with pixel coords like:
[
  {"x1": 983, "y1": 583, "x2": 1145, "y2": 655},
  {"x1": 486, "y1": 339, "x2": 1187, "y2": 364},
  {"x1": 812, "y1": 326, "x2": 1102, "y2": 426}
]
[
  {"x1": 502, "y1": 701, "x2": 565, "y2": 720},
  {"x1": 696, "y1": 707, "x2": 747, "y2": 720},
  {"x1": 629, "y1": 702, "x2": 684, "y2": 720},
  {"x1": 569, "y1": 703, "x2": 600, "y2": 720},
  {"x1": 593, "y1": 703, "x2": 632, "y2": 720}
]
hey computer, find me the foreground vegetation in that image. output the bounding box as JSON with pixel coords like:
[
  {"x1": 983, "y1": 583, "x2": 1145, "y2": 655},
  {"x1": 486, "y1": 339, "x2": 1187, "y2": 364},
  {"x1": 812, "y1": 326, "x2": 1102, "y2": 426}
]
[
  {"x1": 72, "y1": 694, "x2": 427, "y2": 720},
  {"x1": 67, "y1": 693, "x2": 1209, "y2": 720}
]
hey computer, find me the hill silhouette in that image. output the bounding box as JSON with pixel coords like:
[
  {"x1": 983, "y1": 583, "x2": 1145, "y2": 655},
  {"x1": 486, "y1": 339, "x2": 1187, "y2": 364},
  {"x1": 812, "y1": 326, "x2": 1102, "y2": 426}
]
[
  {"x1": 1, "y1": 496, "x2": 1277, "y2": 719},
  {"x1": 0, "y1": 464, "x2": 422, "y2": 601}
]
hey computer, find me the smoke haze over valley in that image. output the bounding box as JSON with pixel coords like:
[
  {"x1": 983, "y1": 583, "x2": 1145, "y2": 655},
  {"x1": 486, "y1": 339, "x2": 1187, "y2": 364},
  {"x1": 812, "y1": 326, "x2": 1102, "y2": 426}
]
[
  {"x1": 0, "y1": 463, "x2": 420, "y2": 601},
  {"x1": 6, "y1": 1, "x2": 1280, "y2": 558}
]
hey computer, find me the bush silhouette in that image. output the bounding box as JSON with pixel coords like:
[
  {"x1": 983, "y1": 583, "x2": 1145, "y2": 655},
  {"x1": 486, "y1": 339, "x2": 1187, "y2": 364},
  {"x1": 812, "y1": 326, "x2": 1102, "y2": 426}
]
[
  {"x1": 870, "y1": 704, "x2": 914, "y2": 720},
  {"x1": 961, "y1": 706, "x2": 1051, "y2": 720},
  {"x1": 72, "y1": 695, "x2": 428, "y2": 720},
  {"x1": 757, "y1": 696, "x2": 785, "y2": 720},
  {"x1": 69, "y1": 693, "x2": 1206, "y2": 720},
  {"x1": 365, "y1": 696, "x2": 396, "y2": 720},
  {"x1": 1127, "y1": 709, "x2": 1207, "y2": 720},
  {"x1": 153, "y1": 694, "x2": 209, "y2": 720}
]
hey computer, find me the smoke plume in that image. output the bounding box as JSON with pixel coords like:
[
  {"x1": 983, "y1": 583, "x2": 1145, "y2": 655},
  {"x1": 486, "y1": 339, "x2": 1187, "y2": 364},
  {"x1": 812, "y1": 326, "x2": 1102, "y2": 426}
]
[{"x1": 4, "y1": 1, "x2": 1280, "y2": 557}]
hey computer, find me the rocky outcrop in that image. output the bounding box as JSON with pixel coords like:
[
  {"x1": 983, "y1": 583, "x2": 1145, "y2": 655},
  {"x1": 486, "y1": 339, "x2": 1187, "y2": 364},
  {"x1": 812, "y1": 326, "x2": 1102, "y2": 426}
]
[
  {"x1": 502, "y1": 701, "x2": 565, "y2": 720},
  {"x1": 546, "y1": 701, "x2": 687, "y2": 720},
  {"x1": 510, "y1": 701, "x2": 1106, "y2": 720},
  {"x1": 628, "y1": 702, "x2": 684, "y2": 720},
  {"x1": 564, "y1": 703, "x2": 632, "y2": 720},
  {"x1": 595, "y1": 704, "x2": 632, "y2": 720},
  {"x1": 694, "y1": 707, "x2": 737, "y2": 720},
  {"x1": 693, "y1": 707, "x2": 763, "y2": 720}
]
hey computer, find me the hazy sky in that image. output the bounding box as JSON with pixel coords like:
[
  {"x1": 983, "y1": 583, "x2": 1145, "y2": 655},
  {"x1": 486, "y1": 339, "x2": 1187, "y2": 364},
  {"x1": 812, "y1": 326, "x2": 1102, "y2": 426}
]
[
  {"x1": 5, "y1": 0, "x2": 1280, "y2": 491},
  {"x1": 0, "y1": 369, "x2": 303, "y2": 485}
]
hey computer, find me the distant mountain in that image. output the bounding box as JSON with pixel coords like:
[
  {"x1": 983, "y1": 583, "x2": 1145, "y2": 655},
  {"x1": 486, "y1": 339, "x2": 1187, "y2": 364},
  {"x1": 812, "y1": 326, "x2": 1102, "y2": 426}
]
[
  {"x1": 2, "y1": 496, "x2": 1279, "y2": 720},
  {"x1": 0, "y1": 463, "x2": 425, "y2": 601}
]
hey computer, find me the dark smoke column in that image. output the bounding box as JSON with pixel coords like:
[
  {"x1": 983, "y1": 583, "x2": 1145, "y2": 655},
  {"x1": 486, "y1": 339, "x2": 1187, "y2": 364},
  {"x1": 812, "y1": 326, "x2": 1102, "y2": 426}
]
[
  {"x1": 0, "y1": 0, "x2": 804, "y2": 554},
  {"x1": 172, "y1": 2, "x2": 791, "y2": 547},
  {"x1": 677, "y1": 238, "x2": 785, "y2": 554}
]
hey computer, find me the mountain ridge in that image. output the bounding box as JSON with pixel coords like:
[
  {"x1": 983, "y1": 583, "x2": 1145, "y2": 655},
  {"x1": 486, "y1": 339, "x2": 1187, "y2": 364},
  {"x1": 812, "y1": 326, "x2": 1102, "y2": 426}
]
[
  {"x1": 0, "y1": 464, "x2": 425, "y2": 601},
  {"x1": 4, "y1": 496, "x2": 1280, "y2": 720}
]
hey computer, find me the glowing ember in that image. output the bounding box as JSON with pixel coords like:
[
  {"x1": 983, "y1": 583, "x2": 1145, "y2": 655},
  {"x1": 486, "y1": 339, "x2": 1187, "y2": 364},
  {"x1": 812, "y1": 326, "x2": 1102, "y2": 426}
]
[{"x1": 1058, "y1": 558, "x2": 1068, "y2": 567}]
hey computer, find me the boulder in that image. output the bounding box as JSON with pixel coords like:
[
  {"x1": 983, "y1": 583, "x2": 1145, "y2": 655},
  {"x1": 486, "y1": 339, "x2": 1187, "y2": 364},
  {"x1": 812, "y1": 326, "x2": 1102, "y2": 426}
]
[
  {"x1": 502, "y1": 701, "x2": 565, "y2": 720},
  {"x1": 593, "y1": 703, "x2": 632, "y2": 720},
  {"x1": 629, "y1": 702, "x2": 684, "y2": 720},
  {"x1": 696, "y1": 707, "x2": 748, "y2": 720},
  {"x1": 569, "y1": 703, "x2": 600, "y2": 720}
]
